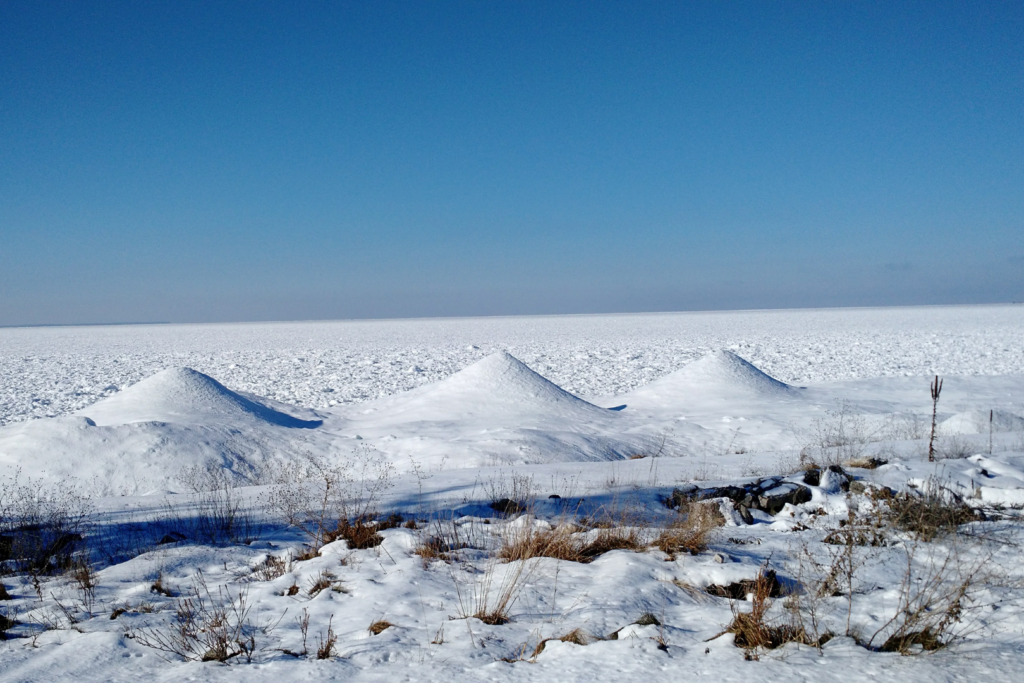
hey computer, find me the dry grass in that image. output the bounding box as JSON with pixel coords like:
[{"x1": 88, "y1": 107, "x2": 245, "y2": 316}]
[
  {"x1": 316, "y1": 616, "x2": 337, "y2": 659},
  {"x1": 324, "y1": 519, "x2": 382, "y2": 549},
  {"x1": 498, "y1": 520, "x2": 646, "y2": 564},
  {"x1": 634, "y1": 612, "x2": 661, "y2": 626},
  {"x1": 414, "y1": 536, "x2": 461, "y2": 566},
  {"x1": 451, "y1": 552, "x2": 537, "y2": 626},
  {"x1": 1, "y1": 607, "x2": 16, "y2": 637},
  {"x1": 306, "y1": 570, "x2": 335, "y2": 597},
  {"x1": 263, "y1": 449, "x2": 395, "y2": 553},
  {"x1": 711, "y1": 565, "x2": 825, "y2": 659},
  {"x1": 581, "y1": 525, "x2": 647, "y2": 558},
  {"x1": 672, "y1": 579, "x2": 715, "y2": 603},
  {"x1": 866, "y1": 537, "x2": 990, "y2": 654},
  {"x1": 485, "y1": 473, "x2": 535, "y2": 517},
  {"x1": 251, "y1": 554, "x2": 288, "y2": 582},
  {"x1": 150, "y1": 572, "x2": 174, "y2": 597},
  {"x1": 885, "y1": 481, "x2": 982, "y2": 542},
  {"x1": 843, "y1": 457, "x2": 887, "y2": 470},
  {"x1": 655, "y1": 501, "x2": 724, "y2": 558},
  {"x1": 531, "y1": 628, "x2": 598, "y2": 657},
  {"x1": 414, "y1": 515, "x2": 476, "y2": 566},
  {"x1": 706, "y1": 569, "x2": 784, "y2": 600},
  {"x1": 130, "y1": 571, "x2": 261, "y2": 663},
  {"x1": 322, "y1": 513, "x2": 404, "y2": 550},
  {"x1": 368, "y1": 619, "x2": 393, "y2": 635}
]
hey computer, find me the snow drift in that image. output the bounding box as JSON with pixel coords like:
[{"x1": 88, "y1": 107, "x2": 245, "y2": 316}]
[{"x1": 940, "y1": 409, "x2": 1024, "y2": 436}]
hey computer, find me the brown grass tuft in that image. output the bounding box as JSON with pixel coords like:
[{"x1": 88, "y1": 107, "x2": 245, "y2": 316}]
[
  {"x1": 251, "y1": 554, "x2": 288, "y2": 582},
  {"x1": 498, "y1": 520, "x2": 645, "y2": 564},
  {"x1": 531, "y1": 628, "x2": 597, "y2": 657},
  {"x1": 634, "y1": 612, "x2": 660, "y2": 626},
  {"x1": 714, "y1": 565, "x2": 827, "y2": 658},
  {"x1": 368, "y1": 619, "x2": 393, "y2": 635},
  {"x1": 843, "y1": 457, "x2": 887, "y2": 470},
  {"x1": 316, "y1": 616, "x2": 337, "y2": 659},
  {"x1": 306, "y1": 570, "x2": 335, "y2": 597},
  {"x1": 325, "y1": 519, "x2": 382, "y2": 549},
  {"x1": 150, "y1": 573, "x2": 174, "y2": 597},
  {"x1": 656, "y1": 501, "x2": 724, "y2": 558},
  {"x1": 886, "y1": 482, "x2": 982, "y2": 541},
  {"x1": 880, "y1": 627, "x2": 944, "y2": 653}
]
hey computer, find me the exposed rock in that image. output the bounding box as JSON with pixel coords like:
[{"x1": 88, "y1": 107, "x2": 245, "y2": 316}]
[
  {"x1": 490, "y1": 498, "x2": 525, "y2": 515},
  {"x1": 706, "y1": 569, "x2": 784, "y2": 599},
  {"x1": 803, "y1": 465, "x2": 852, "y2": 493},
  {"x1": 158, "y1": 531, "x2": 187, "y2": 545},
  {"x1": 736, "y1": 505, "x2": 754, "y2": 525},
  {"x1": 670, "y1": 477, "x2": 812, "y2": 523},
  {"x1": 802, "y1": 469, "x2": 821, "y2": 487}
]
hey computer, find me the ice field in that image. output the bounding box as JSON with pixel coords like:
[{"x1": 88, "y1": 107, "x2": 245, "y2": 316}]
[
  {"x1": 3, "y1": 304, "x2": 1023, "y2": 427},
  {"x1": 1, "y1": 304, "x2": 1024, "y2": 682}
]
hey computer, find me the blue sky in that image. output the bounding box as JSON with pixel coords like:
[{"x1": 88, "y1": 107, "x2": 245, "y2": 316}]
[{"x1": 1, "y1": 1, "x2": 1022, "y2": 325}]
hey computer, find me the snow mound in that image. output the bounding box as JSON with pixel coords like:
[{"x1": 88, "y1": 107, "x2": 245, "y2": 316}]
[
  {"x1": 78, "y1": 367, "x2": 321, "y2": 428},
  {"x1": 357, "y1": 351, "x2": 608, "y2": 422},
  {"x1": 665, "y1": 350, "x2": 797, "y2": 396},
  {"x1": 620, "y1": 350, "x2": 799, "y2": 409},
  {"x1": 0, "y1": 369, "x2": 326, "y2": 493},
  {"x1": 941, "y1": 409, "x2": 1024, "y2": 435}
]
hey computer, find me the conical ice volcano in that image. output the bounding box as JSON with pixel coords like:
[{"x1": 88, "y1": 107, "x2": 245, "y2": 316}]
[
  {"x1": 619, "y1": 350, "x2": 800, "y2": 410},
  {"x1": 352, "y1": 351, "x2": 611, "y2": 423},
  {"x1": 78, "y1": 367, "x2": 321, "y2": 428}
]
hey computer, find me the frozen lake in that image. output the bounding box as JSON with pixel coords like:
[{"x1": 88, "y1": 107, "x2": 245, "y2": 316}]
[{"x1": 3, "y1": 304, "x2": 1023, "y2": 426}]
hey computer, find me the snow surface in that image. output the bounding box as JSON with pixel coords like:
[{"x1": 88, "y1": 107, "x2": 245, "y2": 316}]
[
  {"x1": 2, "y1": 305, "x2": 1024, "y2": 681},
  {"x1": 3, "y1": 304, "x2": 1023, "y2": 426}
]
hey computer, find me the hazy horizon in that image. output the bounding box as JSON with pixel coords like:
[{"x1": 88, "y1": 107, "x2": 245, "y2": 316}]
[{"x1": 2, "y1": 300, "x2": 1022, "y2": 331}]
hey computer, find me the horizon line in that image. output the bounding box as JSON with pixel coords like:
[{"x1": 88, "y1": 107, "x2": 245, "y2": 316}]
[{"x1": 2, "y1": 300, "x2": 1021, "y2": 331}]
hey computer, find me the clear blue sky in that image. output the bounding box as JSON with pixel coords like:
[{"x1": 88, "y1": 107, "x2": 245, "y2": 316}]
[{"x1": 1, "y1": 1, "x2": 1022, "y2": 325}]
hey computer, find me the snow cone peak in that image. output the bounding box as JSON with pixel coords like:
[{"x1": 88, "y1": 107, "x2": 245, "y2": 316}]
[
  {"x1": 620, "y1": 349, "x2": 798, "y2": 409},
  {"x1": 365, "y1": 351, "x2": 608, "y2": 421},
  {"x1": 671, "y1": 350, "x2": 796, "y2": 396},
  {"x1": 79, "y1": 366, "x2": 321, "y2": 428}
]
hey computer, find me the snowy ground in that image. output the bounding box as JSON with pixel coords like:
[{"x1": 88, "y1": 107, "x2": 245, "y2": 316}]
[{"x1": 2, "y1": 305, "x2": 1024, "y2": 681}]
